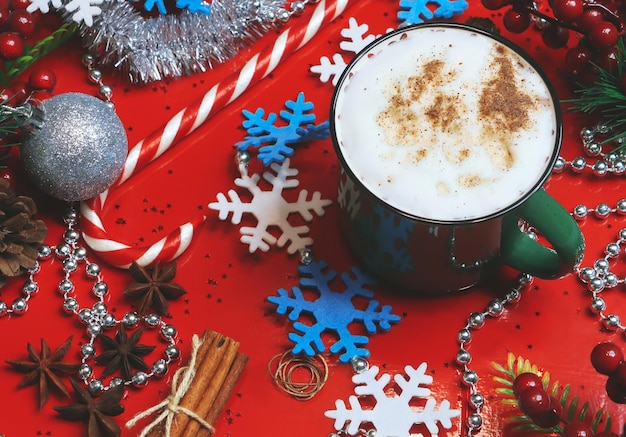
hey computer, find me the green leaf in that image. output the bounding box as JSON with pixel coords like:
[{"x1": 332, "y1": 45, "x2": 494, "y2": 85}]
[
  {"x1": 549, "y1": 380, "x2": 559, "y2": 397},
  {"x1": 559, "y1": 384, "x2": 570, "y2": 408},
  {"x1": 578, "y1": 402, "x2": 589, "y2": 422},
  {"x1": 566, "y1": 396, "x2": 579, "y2": 421},
  {"x1": 495, "y1": 387, "x2": 515, "y2": 396},
  {"x1": 493, "y1": 376, "x2": 513, "y2": 386}
]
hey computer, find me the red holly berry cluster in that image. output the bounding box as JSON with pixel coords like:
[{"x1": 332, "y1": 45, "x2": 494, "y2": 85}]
[
  {"x1": 481, "y1": 0, "x2": 625, "y2": 77},
  {"x1": 0, "y1": 0, "x2": 37, "y2": 61},
  {"x1": 513, "y1": 372, "x2": 620, "y2": 436},
  {"x1": 590, "y1": 341, "x2": 626, "y2": 405}
]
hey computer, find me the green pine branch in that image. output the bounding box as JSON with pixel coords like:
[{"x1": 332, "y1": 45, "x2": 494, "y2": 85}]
[{"x1": 491, "y1": 352, "x2": 613, "y2": 435}]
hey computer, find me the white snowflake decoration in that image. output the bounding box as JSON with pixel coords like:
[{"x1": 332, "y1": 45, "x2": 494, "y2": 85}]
[
  {"x1": 27, "y1": 0, "x2": 102, "y2": 25},
  {"x1": 310, "y1": 18, "x2": 393, "y2": 86},
  {"x1": 208, "y1": 158, "x2": 332, "y2": 254},
  {"x1": 325, "y1": 362, "x2": 460, "y2": 437}
]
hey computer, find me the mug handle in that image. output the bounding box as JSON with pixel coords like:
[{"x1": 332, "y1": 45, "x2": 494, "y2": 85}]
[{"x1": 500, "y1": 188, "x2": 585, "y2": 279}]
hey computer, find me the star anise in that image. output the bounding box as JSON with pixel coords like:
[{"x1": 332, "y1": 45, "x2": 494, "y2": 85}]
[
  {"x1": 54, "y1": 378, "x2": 124, "y2": 437},
  {"x1": 95, "y1": 325, "x2": 155, "y2": 380},
  {"x1": 123, "y1": 261, "x2": 187, "y2": 316},
  {"x1": 6, "y1": 336, "x2": 81, "y2": 409}
]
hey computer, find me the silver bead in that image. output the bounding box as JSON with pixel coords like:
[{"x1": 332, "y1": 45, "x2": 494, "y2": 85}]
[
  {"x1": 620, "y1": 229, "x2": 626, "y2": 241},
  {"x1": 456, "y1": 348, "x2": 471, "y2": 365},
  {"x1": 152, "y1": 359, "x2": 168, "y2": 377},
  {"x1": 11, "y1": 298, "x2": 27, "y2": 314},
  {"x1": 365, "y1": 430, "x2": 376, "y2": 437},
  {"x1": 55, "y1": 243, "x2": 72, "y2": 258},
  {"x1": 28, "y1": 261, "x2": 40, "y2": 274},
  {"x1": 612, "y1": 160, "x2": 626, "y2": 175},
  {"x1": 81, "y1": 343, "x2": 96, "y2": 357},
  {"x1": 88, "y1": 379, "x2": 104, "y2": 396},
  {"x1": 606, "y1": 243, "x2": 621, "y2": 258},
  {"x1": 160, "y1": 324, "x2": 177, "y2": 340},
  {"x1": 82, "y1": 53, "x2": 94, "y2": 67},
  {"x1": 468, "y1": 312, "x2": 485, "y2": 329},
  {"x1": 122, "y1": 312, "x2": 140, "y2": 328},
  {"x1": 64, "y1": 297, "x2": 79, "y2": 313},
  {"x1": 607, "y1": 151, "x2": 620, "y2": 163},
  {"x1": 604, "y1": 314, "x2": 621, "y2": 330},
  {"x1": 73, "y1": 246, "x2": 87, "y2": 260},
  {"x1": 596, "y1": 124, "x2": 610, "y2": 134},
  {"x1": 64, "y1": 229, "x2": 80, "y2": 244},
  {"x1": 164, "y1": 345, "x2": 180, "y2": 361},
  {"x1": 87, "y1": 323, "x2": 102, "y2": 336},
  {"x1": 588, "y1": 277, "x2": 605, "y2": 292},
  {"x1": 86, "y1": 263, "x2": 101, "y2": 277},
  {"x1": 22, "y1": 280, "x2": 38, "y2": 295},
  {"x1": 487, "y1": 299, "x2": 504, "y2": 317},
  {"x1": 552, "y1": 156, "x2": 566, "y2": 173},
  {"x1": 78, "y1": 363, "x2": 93, "y2": 379},
  {"x1": 469, "y1": 392, "x2": 484, "y2": 409},
  {"x1": 236, "y1": 150, "x2": 250, "y2": 165},
  {"x1": 595, "y1": 203, "x2": 612, "y2": 219},
  {"x1": 144, "y1": 313, "x2": 161, "y2": 327},
  {"x1": 592, "y1": 160, "x2": 609, "y2": 176},
  {"x1": 38, "y1": 244, "x2": 52, "y2": 260},
  {"x1": 0, "y1": 301, "x2": 7, "y2": 316},
  {"x1": 92, "y1": 301, "x2": 107, "y2": 315},
  {"x1": 584, "y1": 141, "x2": 602, "y2": 157},
  {"x1": 79, "y1": 308, "x2": 93, "y2": 322},
  {"x1": 92, "y1": 281, "x2": 108, "y2": 297},
  {"x1": 578, "y1": 266, "x2": 596, "y2": 282},
  {"x1": 573, "y1": 204, "x2": 588, "y2": 220},
  {"x1": 580, "y1": 127, "x2": 595, "y2": 141},
  {"x1": 88, "y1": 68, "x2": 102, "y2": 83},
  {"x1": 102, "y1": 313, "x2": 116, "y2": 328},
  {"x1": 570, "y1": 156, "x2": 587, "y2": 172},
  {"x1": 591, "y1": 296, "x2": 606, "y2": 313},
  {"x1": 58, "y1": 278, "x2": 74, "y2": 294},
  {"x1": 350, "y1": 356, "x2": 369, "y2": 374},
  {"x1": 594, "y1": 258, "x2": 610, "y2": 273},
  {"x1": 505, "y1": 288, "x2": 521, "y2": 303},
  {"x1": 616, "y1": 200, "x2": 626, "y2": 215},
  {"x1": 109, "y1": 377, "x2": 124, "y2": 388},
  {"x1": 300, "y1": 247, "x2": 314, "y2": 265},
  {"x1": 104, "y1": 100, "x2": 115, "y2": 111},
  {"x1": 62, "y1": 258, "x2": 78, "y2": 273},
  {"x1": 463, "y1": 369, "x2": 478, "y2": 385},
  {"x1": 605, "y1": 273, "x2": 619, "y2": 288},
  {"x1": 98, "y1": 84, "x2": 113, "y2": 100},
  {"x1": 467, "y1": 413, "x2": 483, "y2": 429},
  {"x1": 63, "y1": 208, "x2": 78, "y2": 224},
  {"x1": 131, "y1": 371, "x2": 149, "y2": 387},
  {"x1": 458, "y1": 328, "x2": 472, "y2": 344},
  {"x1": 291, "y1": 1, "x2": 305, "y2": 15},
  {"x1": 276, "y1": 8, "x2": 291, "y2": 22}
]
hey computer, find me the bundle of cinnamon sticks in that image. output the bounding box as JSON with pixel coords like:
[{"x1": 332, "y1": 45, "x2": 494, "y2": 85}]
[{"x1": 147, "y1": 329, "x2": 248, "y2": 437}]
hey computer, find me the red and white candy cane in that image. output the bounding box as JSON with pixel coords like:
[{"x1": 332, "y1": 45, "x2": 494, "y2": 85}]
[{"x1": 80, "y1": 0, "x2": 353, "y2": 269}]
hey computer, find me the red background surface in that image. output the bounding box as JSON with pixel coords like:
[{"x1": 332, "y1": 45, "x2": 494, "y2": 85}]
[{"x1": 1, "y1": 1, "x2": 626, "y2": 436}]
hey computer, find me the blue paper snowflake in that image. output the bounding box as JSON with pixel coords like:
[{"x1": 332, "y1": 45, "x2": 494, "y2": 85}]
[
  {"x1": 397, "y1": 0, "x2": 468, "y2": 26},
  {"x1": 359, "y1": 206, "x2": 413, "y2": 274},
  {"x1": 268, "y1": 260, "x2": 401, "y2": 363},
  {"x1": 144, "y1": 0, "x2": 210, "y2": 15},
  {"x1": 235, "y1": 92, "x2": 330, "y2": 166}
]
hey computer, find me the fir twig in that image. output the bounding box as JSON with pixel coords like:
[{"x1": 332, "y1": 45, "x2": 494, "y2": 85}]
[{"x1": 0, "y1": 23, "x2": 77, "y2": 87}]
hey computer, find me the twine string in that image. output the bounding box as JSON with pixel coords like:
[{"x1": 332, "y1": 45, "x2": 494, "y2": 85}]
[
  {"x1": 268, "y1": 350, "x2": 328, "y2": 400},
  {"x1": 125, "y1": 334, "x2": 215, "y2": 436}
]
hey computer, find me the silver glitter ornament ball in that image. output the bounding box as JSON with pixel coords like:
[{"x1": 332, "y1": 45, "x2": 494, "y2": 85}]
[{"x1": 21, "y1": 93, "x2": 128, "y2": 202}]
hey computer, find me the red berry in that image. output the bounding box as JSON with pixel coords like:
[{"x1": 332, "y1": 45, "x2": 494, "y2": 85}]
[
  {"x1": 542, "y1": 24, "x2": 570, "y2": 49},
  {"x1": 518, "y1": 386, "x2": 551, "y2": 417},
  {"x1": 591, "y1": 341, "x2": 624, "y2": 375},
  {"x1": 595, "y1": 47, "x2": 618, "y2": 71},
  {"x1": 0, "y1": 167, "x2": 15, "y2": 187},
  {"x1": 513, "y1": 372, "x2": 543, "y2": 398},
  {"x1": 529, "y1": 396, "x2": 562, "y2": 428},
  {"x1": 606, "y1": 375, "x2": 626, "y2": 404},
  {"x1": 578, "y1": 8, "x2": 606, "y2": 32},
  {"x1": 9, "y1": 0, "x2": 30, "y2": 10},
  {"x1": 0, "y1": 31, "x2": 23, "y2": 60},
  {"x1": 0, "y1": 7, "x2": 10, "y2": 28},
  {"x1": 481, "y1": 0, "x2": 510, "y2": 10},
  {"x1": 503, "y1": 8, "x2": 531, "y2": 33},
  {"x1": 615, "y1": 360, "x2": 626, "y2": 388},
  {"x1": 565, "y1": 45, "x2": 592, "y2": 74},
  {"x1": 6, "y1": 10, "x2": 34, "y2": 36},
  {"x1": 588, "y1": 21, "x2": 619, "y2": 49},
  {"x1": 552, "y1": 0, "x2": 584, "y2": 23},
  {"x1": 563, "y1": 421, "x2": 595, "y2": 437},
  {"x1": 28, "y1": 68, "x2": 56, "y2": 91}
]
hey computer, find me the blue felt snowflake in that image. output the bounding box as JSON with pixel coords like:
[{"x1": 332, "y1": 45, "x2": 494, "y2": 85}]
[
  {"x1": 397, "y1": 0, "x2": 468, "y2": 26},
  {"x1": 235, "y1": 92, "x2": 330, "y2": 166},
  {"x1": 268, "y1": 260, "x2": 401, "y2": 363},
  {"x1": 359, "y1": 206, "x2": 413, "y2": 274},
  {"x1": 144, "y1": 0, "x2": 210, "y2": 15}
]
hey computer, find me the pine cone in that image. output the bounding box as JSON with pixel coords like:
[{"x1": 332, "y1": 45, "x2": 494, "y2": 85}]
[{"x1": 0, "y1": 179, "x2": 47, "y2": 287}]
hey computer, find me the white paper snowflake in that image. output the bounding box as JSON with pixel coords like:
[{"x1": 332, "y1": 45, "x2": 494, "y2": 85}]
[
  {"x1": 27, "y1": 0, "x2": 102, "y2": 26},
  {"x1": 208, "y1": 159, "x2": 332, "y2": 254},
  {"x1": 325, "y1": 362, "x2": 461, "y2": 437},
  {"x1": 310, "y1": 18, "x2": 393, "y2": 86}
]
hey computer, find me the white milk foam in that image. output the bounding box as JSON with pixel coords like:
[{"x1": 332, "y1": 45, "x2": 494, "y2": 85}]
[{"x1": 334, "y1": 26, "x2": 557, "y2": 221}]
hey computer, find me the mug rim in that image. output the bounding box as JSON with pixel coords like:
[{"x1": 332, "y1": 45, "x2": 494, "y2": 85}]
[{"x1": 329, "y1": 22, "x2": 564, "y2": 226}]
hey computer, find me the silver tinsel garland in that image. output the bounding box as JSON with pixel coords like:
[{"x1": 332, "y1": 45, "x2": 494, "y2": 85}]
[{"x1": 66, "y1": 0, "x2": 289, "y2": 83}]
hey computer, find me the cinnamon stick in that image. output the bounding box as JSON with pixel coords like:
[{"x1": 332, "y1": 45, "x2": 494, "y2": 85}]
[
  {"x1": 180, "y1": 338, "x2": 240, "y2": 437},
  {"x1": 200, "y1": 352, "x2": 249, "y2": 436}
]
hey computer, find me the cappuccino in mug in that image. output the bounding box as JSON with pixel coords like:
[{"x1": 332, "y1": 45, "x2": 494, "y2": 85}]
[{"x1": 333, "y1": 26, "x2": 558, "y2": 221}]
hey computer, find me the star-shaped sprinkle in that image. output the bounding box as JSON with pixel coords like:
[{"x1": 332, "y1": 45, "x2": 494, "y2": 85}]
[
  {"x1": 95, "y1": 326, "x2": 155, "y2": 380},
  {"x1": 123, "y1": 261, "x2": 187, "y2": 316},
  {"x1": 6, "y1": 336, "x2": 81, "y2": 409},
  {"x1": 54, "y1": 378, "x2": 124, "y2": 437}
]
